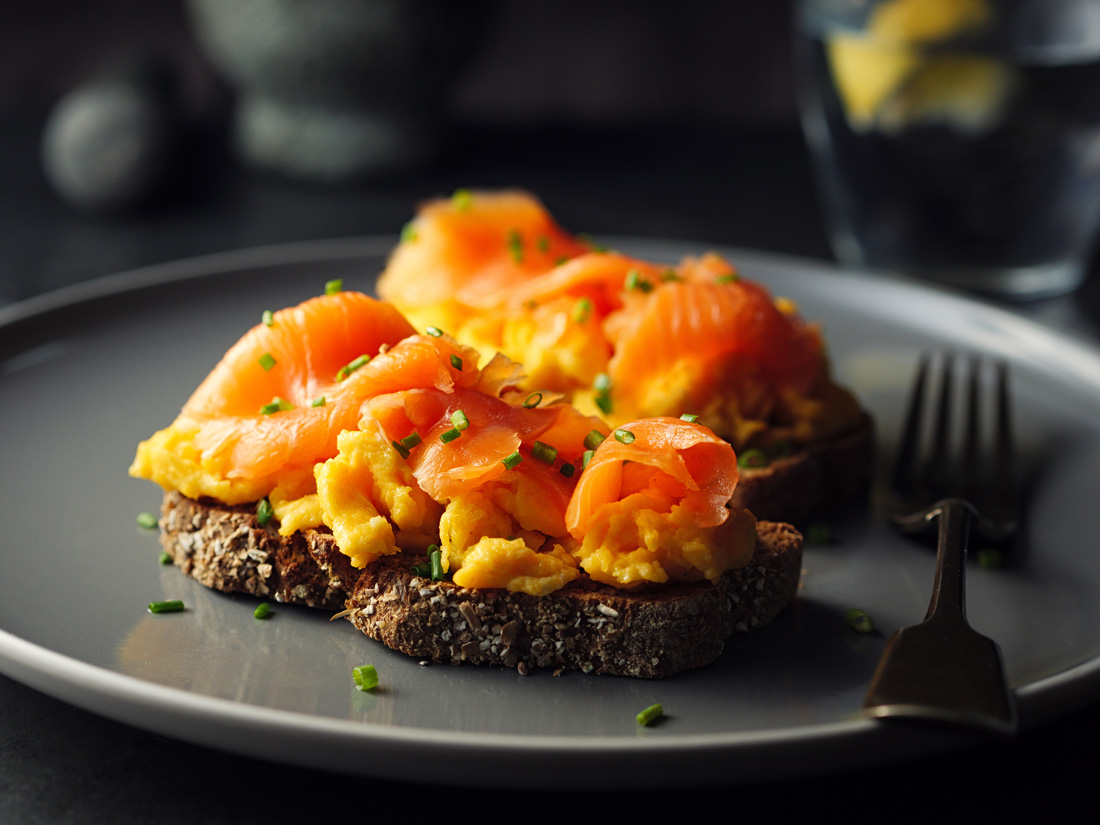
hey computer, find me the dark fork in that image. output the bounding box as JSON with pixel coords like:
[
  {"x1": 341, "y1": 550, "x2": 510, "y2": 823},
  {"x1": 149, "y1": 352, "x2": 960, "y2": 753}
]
[{"x1": 863, "y1": 353, "x2": 1019, "y2": 736}]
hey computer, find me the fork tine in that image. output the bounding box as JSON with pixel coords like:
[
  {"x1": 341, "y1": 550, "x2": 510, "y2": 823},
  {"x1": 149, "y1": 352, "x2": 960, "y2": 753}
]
[
  {"x1": 924, "y1": 352, "x2": 955, "y2": 497},
  {"x1": 963, "y1": 356, "x2": 981, "y2": 501},
  {"x1": 891, "y1": 353, "x2": 930, "y2": 496},
  {"x1": 993, "y1": 361, "x2": 1016, "y2": 511}
]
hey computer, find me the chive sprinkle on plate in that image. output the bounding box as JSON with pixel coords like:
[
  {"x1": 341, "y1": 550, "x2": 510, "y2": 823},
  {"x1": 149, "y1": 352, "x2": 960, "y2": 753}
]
[
  {"x1": 148, "y1": 599, "x2": 185, "y2": 614},
  {"x1": 352, "y1": 664, "x2": 379, "y2": 692},
  {"x1": 636, "y1": 703, "x2": 664, "y2": 726}
]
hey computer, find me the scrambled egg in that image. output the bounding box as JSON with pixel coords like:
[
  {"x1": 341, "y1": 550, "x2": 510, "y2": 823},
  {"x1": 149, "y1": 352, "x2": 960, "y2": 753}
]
[
  {"x1": 437, "y1": 471, "x2": 581, "y2": 594},
  {"x1": 310, "y1": 426, "x2": 442, "y2": 568},
  {"x1": 131, "y1": 422, "x2": 312, "y2": 505},
  {"x1": 400, "y1": 297, "x2": 611, "y2": 398},
  {"x1": 262, "y1": 416, "x2": 753, "y2": 595},
  {"x1": 574, "y1": 497, "x2": 758, "y2": 588}
]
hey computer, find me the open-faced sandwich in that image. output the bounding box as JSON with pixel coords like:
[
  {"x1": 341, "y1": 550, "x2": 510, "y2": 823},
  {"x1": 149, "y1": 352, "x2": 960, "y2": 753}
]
[
  {"x1": 131, "y1": 290, "x2": 804, "y2": 678},
  {"x1": 377, "y1": 190, "x2": 874, "y2": 522}
]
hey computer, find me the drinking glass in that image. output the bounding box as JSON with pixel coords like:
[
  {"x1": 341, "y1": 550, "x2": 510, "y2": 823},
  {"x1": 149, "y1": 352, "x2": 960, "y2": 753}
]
[{"x1": 795, "y1": 0, "x2": 1100, "y2": 299}]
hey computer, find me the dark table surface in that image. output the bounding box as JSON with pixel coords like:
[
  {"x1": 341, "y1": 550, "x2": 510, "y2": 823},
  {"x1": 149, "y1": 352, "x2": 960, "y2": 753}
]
[{"x1": 2, "y1": 107, "x2": 1099, "y2": 822}]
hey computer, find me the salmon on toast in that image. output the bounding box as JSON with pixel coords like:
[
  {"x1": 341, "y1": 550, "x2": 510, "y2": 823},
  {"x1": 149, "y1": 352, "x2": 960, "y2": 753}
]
[
  {"x1": 134, "y1": 284, "x2": 805, "y2": 677},
  {"x1": 377, "y1": 190, "x2": 874, "y2": 521}
]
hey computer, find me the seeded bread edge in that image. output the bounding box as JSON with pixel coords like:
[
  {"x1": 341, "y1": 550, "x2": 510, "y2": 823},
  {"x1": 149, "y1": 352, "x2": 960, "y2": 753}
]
[
  {"x1": 160, "y1": 492, "x2": 803, "y2": 679},
  {"x1": 731, "y1": 412, "x2": 875, "y2": 523}
]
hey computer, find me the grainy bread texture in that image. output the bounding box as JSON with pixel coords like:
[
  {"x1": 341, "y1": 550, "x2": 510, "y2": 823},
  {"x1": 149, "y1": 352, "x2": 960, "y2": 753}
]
[
  {"x1": 160, "y1": 492, "x2": 803, "y2": 678},
  {"x1": 730, "y1": 413, "x2": 875, "y2": 523}
]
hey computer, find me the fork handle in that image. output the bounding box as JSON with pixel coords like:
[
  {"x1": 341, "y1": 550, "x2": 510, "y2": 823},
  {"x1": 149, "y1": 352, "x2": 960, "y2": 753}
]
[{"x1": 924, "y1": 498, "x2": 973, "y2": 625}]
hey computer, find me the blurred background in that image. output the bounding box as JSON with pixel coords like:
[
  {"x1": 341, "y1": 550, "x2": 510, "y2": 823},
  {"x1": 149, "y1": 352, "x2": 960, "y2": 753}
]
[{"x1": 0, "y1": 0, "x2": 834, "y2": 303}]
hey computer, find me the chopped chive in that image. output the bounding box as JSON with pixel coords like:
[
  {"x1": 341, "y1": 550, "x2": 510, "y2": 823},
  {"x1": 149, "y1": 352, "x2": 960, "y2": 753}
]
[
  {"x1": 256, "y1": 498, "x2": 274, "y2": 526},
  {"x1": 636, "y1": 703, "x2": 664, "y2": 726},
  {"x1": 311, "y1": 396, "x2": 327, "y2": 408},
  {"x1": 559, "y1": 462, "x2": 575, "y2": 478},
  {"x1": 450, "y1": 353, "x2": 463, "y2": 371},
  {"x1": 501, "y1": 451, "x2": 522, "y2": 469},
  {"x1": 716, "y1": 272, "x2": 740, "y2": 284},
  {"x1": 594, "y1": 373, "x2": 612, "y2": 393},
  {"x1": 595, "y1": 394, "x2": 613, "y2": 415},
  {"x1": 572, "y1": 297, "x2": 593, "y2": 324},
  {"x1": 401, "y1": 221, "x2": 418, "y2": 243},
  {"x1": 324, "y1": 278, "x2": 343, "y2": 295},
  {"x1": 507, "y1": 228, "x2": 523, "y2": 263},
  {"x1": 428, "y1": 546, "x2": 445, "y2": 580},
  {"x1": 532, "y1": 441, "x2": 558, "y2": 465},
  {"x1": 352, "y1": 664, "x2": 379, "y2": 692},
  {"x1": 660, "y1": 269, "x2": 682, "y2": 282},
  {"x1": 411, "y1": 561, "x2": 431, "y2": 577},
  {"x1": 583, "y1": 430, "x2": 606, "y2": 451},
  {"x1": 148, "y1": 599, "x2": 184, "y2": 614},
  {"x1": 337, "y1": 354, "x2": 371, "y2": 381},
  {"x1": 158, "y1": 551, "x2": 172, "y2": 565},
  {"x1": 613, "y1": 429, "x2": 635, "y2": 444},
  {"x1": 261, "y1": 309, "x2": 274, "y2": 326},
  {"x1": 425, "y1": 325, "x2": 443, "y2": 337},
  {"x1": 400, "y1": 432, "x2": 423, "y2": 449},
  {"x1": 845, "y1": 608, "x2": 874, "y2": 634},
  {"x1": 537, "y1": 235, "x2": 550, "y2": 253},
  {"x1": 625, "y1": 269, "x2": 653, "y2": 293},
  {"x1": 391, "y1": 440, "x2": 411, "y2": 459},
  {"x1": 136, "y1": 511, "x2": 158, "y2": 530},
  {"x1": 259, "y1": 397, "x2": 293, "y2": 415},
  {"x1": 258, "y1": 352, "x2": 277, "y2": 372},
  {"x1": 737, "y1": 448, "x2": 769, "y2": 469},
  {"x1": 523, "y1": 391, "x2": 543, "y2": 408},
  {"x1": 439, "y1": 427, "x2": 462, "y2": 444},
  {"x1": 254, "y1": 602, "x2": 272, "y2": 619},
  {"x1": 452, "y1": 188, "x2": 473, "y2": 211},
  {"x1": 582, "y1": 449, "x2": 595, "y2": 469},
  {"x1": 522, "y1": 298, "x2": 539, "y2": 310},
  {"x1": 451, "y1": 410, "x2": 470, "y2": 431},
  {"x1": 679, "y1": 413, "x2": 699, "y2": 423}
]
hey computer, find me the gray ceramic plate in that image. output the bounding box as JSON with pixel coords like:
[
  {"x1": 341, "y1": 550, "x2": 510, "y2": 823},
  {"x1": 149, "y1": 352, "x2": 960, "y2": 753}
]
[{"x1": 2, "y1": 237, "x2": 1099, "y2": 788}]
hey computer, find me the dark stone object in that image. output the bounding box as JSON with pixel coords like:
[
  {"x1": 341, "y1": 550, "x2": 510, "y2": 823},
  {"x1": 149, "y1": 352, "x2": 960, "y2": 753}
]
[
  {"x1": 186, "y1": 0, "x2": 489, "y2": 182},
  {"x1": 40, "y1": 56, "x2": 179, "y2": 214}
]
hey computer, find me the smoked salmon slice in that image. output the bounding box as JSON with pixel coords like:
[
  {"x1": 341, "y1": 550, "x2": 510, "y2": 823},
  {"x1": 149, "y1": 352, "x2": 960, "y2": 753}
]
[
  {"x1": 566, "y1": 417, "x2": 739, "y2": 537},
  {"x1": 130, "y1": 292, "x2": 473, "y2": 502},
  {"x1": 375, "y1": 191, "x2": 856, "y2": 452},
  {"x1": 378, "y1": 190, "x2": 590, "y2": 310},
  {"x1": 365, "y1": 385, "x2": 603, "y2": 535},
  {"x1": 564, "y1": 416, "x2": 757, "y2": 587},
  {"x1": 602, "y1": 269, "x2": 825, "y2": 423}
]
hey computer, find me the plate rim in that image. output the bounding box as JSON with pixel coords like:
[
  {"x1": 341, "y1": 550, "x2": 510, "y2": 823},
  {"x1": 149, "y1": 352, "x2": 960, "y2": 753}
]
[{"x1": 3, "y1": 235, "x2": 1100, "y2": 786}]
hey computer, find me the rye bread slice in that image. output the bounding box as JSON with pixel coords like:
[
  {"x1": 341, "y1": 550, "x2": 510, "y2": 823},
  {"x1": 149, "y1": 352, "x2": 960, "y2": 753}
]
[
  {"x1": 730, "y1": 412, "x2": 875, "y2": 523},
  {"x1": 160, "y1": 492, "x2": 354, "y2": 611},
  {"x1": 159, "y1": 492, "x2": 803, "y2": 678}
]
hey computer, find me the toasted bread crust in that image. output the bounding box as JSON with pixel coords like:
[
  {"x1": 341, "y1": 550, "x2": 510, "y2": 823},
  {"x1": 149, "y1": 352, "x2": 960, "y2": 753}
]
[
  {"x1": 160, "y1": 493, "x2": 354, "y2": 611},
  {"x1": 160, "y1": 492, "x2": 803, "y2": 678},
  {"x1": 731, "y1": 413, "x2": 875, "y2": 523}
]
